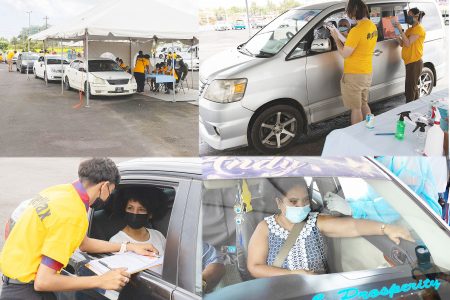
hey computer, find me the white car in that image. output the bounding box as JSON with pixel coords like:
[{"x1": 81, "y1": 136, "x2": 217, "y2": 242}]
[
  {"x1": 63, "y1": 58, "x2": 137, "y2": 96},
  {"x1": 215, "y1": 22, "x2": 232, "y2": 31},
  {"x1": 34, "y1": 55, "x2": 69, "y2": 81}
]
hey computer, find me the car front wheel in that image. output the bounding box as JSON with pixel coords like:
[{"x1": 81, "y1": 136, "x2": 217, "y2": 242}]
[
  {"x1": 249, "y1": 104, "x2": 303, "y2": 154},
  {"x1": 64, "y1": 77, "x2": 71, "y2": 90},
  {"x1": 418, "y1": 66, "x2": 434, "y2": 97}
]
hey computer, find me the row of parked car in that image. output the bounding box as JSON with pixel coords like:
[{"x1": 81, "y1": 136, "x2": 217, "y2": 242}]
[{"x1": 10, "y1": 53, "x2": 142, "y2": 97}]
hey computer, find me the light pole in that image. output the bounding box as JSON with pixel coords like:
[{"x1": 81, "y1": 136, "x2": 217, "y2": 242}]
[
  {"x1": 244, "y1": 0, "x2": 251, "y2": 38},
  {"x1": 26, "y1": 11, "x2": 32, "y2": 80}
]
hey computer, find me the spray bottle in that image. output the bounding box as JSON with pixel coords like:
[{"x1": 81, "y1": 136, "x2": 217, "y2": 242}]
[
  {"x1": 412, "y1": 120, "x2": 427, "y2": 153},
  {"x1": 395, "y1": 111, "x2": 412, "y2": 141},
  {"x1": 424, "y1": 107, "x2": 444, "y2": 156}
]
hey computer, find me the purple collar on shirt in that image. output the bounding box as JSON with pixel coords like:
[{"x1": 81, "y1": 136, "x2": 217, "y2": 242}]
[{"x1": 72, "y1": 180, "x2": 90, "y2": 212}]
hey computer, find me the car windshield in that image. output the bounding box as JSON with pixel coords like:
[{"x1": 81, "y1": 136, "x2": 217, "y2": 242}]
[
  {"x1": 22, "y1": 54, "x2": 39, "y2": 60},
  {"x1": 203, "y1": 175, "x2": 450, "y2": 297},
  {"x1": 47, "y1": 59, "x2": 69, "y2": 65},
  {"x1": 88, "y1": 60, "x2": 122, "y2": 72},
  {"x1": 239, "y1": 9, "x2": 321, "y2": 57}
]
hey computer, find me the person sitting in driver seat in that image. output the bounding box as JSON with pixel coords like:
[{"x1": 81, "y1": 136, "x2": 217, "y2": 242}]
[
  {"x1": 110, "y1": 187, "x2": 166, "y2": 260},
  {"x1": 247, "y1": 178, "x2": 414, "y2": 277},
  {"x1": 338, "y1": 18, "x2": 351, "y2": 37}
]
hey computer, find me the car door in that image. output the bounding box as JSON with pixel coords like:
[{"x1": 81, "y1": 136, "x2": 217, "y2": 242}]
[
  {"x1": 303, "y1": 9, "x2": 347, "y2": 123},
  {"x1": 36, "y1": 56, "x2": 44, "y2": 77},
  {"x1": 58, "y1": 173, "x2": 199, "y2": 300},
  {"x1": 368, "y1": 3, "x2": 407, "y2": 102},
  {"x1": 72, "y1": 61, "x2": 82, "y2": 90},
  {"x1": 67, "y1": 61, "x2": 78, "y2": 88}
]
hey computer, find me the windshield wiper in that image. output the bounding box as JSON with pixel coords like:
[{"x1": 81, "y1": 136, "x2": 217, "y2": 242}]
[{"x1": 238, "y1": 45, "x2": 253, "y2": 56}]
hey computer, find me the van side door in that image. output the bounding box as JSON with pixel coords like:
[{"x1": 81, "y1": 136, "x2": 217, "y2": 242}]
[
  {"x1": 368, "y1": 3, "x2": 407, "y2": 101},
  {"x1": 302, "y1": 9, "x2": 346, "y2": 123}
]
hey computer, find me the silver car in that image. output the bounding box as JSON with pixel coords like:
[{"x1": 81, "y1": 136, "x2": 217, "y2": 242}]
[
  {"x1": 16, "y1": 52, "x2": 39, "y2": 73},
  {"x1": 199, "y1": 0, "x2": 446, "y2": 154}
]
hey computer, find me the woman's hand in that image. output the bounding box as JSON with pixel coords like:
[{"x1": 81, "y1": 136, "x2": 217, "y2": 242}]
[
  {"x1": 127, "y1": 243, "x2": 159, "y2": 257},
  {"x1": 384, "y1": 225, "x2": 415, "y2": 245},
  {"x1": 291, "y1": 269, "x2": 318, "y2": 275},
  {"x1": 395, "y1": 22, "x2": 403, "y2": 31}
]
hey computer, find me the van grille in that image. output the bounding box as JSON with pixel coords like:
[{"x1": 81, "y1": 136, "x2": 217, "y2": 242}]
[{"x1": 107, "y1": 79, "x2": 129, "y2": 85}]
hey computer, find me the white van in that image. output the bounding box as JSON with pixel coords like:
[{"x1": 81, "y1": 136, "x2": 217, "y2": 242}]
[{"x1": 199, "y1": 0, "x2": 446, "y2": 154}]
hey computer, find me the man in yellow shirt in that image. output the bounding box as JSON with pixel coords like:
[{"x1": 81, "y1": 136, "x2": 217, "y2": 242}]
[
  {"x1": 0, "y1": 158, "x2": 159, "y2": 299},
  {"x1": 7, "y1": 50, "x2": 16, "y2": 72},
  {"x1": 331, "y1": 0, "x2": 377, "y2": 125},
  {"x1": 133, "y1": 50, "x2": 149, "y2": 93},
  {"x1": 395, "y1": 8, "x2": 426, "y2": 102}
]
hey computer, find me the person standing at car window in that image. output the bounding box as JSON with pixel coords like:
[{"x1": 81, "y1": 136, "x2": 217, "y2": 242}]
[
  {"x1": 202, "y1": 242, "x2": 225, "y2": 294},
  {"x1": 247, "y1": 178, "x2": 414, "y2": 278},
  {"x1": 109, "y1": 187, "x2": 166, "y2": 260},
  {"x1": 330, "y1": 0, "x2": 378, "y2": 125},
  {"x1": 0, "y1": 158, "x2": 159, "y2": 300},
  {"x1": 395, "y1": 8, "x2": 426, "y2": 102},
  {"x1": 133, "y1": 51, "x2": 147, "y2": 93}
]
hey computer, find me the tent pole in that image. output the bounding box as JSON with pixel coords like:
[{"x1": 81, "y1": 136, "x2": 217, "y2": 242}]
[
  {"x1": 172, "y1": 40, "x2": 175, "y2": 102},
  {"x1": 44, "y1": 39, "x2": 48, "y2": 87},
  {"x1": 61, "y1": 39, "x2": 64, "y2": 94},
  {"x1": 85, "y1": 30, "x2": 90, "y2": 108},
  {"x1": 129, "y1": 38, "x2": 132, "y2": 69},
  {"x1": 190, "y1": 39, "x2": 193, "y2": 90}
]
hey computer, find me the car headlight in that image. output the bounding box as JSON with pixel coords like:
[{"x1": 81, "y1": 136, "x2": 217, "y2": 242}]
[
  {"x1": 130, "y1": 77, "x2": 136, "y2": 84},
  {"x1": 93, "y1": 76, "x2": 106, "y2": 85},
  {"x1": 203, "y1": 79, "x2": 247, "y2": 103}
]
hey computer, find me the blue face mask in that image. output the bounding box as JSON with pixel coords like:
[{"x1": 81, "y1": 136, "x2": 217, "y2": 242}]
[
  {"x1": 338, "y1": 26, "x2": 348, "y2": 33},
  {"x1": 285, "y1": 205, "x2": 311, "y2": 223}
]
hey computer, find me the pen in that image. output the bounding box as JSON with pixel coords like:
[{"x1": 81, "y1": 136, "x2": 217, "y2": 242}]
[
  {"x1": 98, "y1": 260, "x2": 112, "y2": 270},
  {"x1": 375, "y1": 133, "x2": 396, "y2": 136}
]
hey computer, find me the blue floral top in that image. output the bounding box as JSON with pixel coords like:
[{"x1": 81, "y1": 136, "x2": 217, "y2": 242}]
[{"x1": 265, "y1": 212, "x2": 328, "y2": 273}]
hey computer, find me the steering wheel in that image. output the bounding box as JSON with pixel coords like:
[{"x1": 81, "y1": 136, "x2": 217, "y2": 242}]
[{"x1": 286, "y1": 31, "x2": 294, "y2": 39}]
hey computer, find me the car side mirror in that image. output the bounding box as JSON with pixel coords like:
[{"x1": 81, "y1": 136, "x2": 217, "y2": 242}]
[{"x1": 311, "y1": 38, "x2": 332, "y2": 52}]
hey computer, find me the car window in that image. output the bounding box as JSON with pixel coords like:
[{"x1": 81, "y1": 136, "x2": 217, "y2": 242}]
[
  {"x1": 203, "y1": 176, "x2": 450, "y2": 297},
  {"x1": 88, "y1": 60, "x2": 123, "y2": 72},
  {"x1": 410, "y1": 2, "x2": 442, "y2": 32},
  {"x1": 88, "y1": 183, "x2": 176, "y2": 279},
  {"x1": 241, "y1": 9, "x2": 321, "y2": 57},
  {"x1": 288, "y1": 10, "x2": 345, "y2": 59},
  {"x1": 370, "y1": 4, "x2": 408, "y2": 41}
]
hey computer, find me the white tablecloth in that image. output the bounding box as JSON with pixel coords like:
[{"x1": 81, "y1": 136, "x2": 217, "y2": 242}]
[{"x1": 322, "y1": 89, "x2": 448, "y2": 156}]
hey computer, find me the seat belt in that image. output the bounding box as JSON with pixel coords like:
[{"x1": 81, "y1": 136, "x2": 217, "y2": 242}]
[{"x1": 272, "y1": 221, "x2": 305, "y2": 268}]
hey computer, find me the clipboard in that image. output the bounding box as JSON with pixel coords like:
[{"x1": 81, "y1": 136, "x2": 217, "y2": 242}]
[{"x1": 85, "y1": 252, "x2": 164, "y2": 275}]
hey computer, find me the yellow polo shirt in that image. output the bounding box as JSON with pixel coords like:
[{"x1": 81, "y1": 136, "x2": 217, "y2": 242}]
[
  {"x1": 344, "y1": 19, "x2": 378, "y2": 74},
  {"x1": 402, "y1": 24, "x2": 425, "y2": 65},
  {"x1": 7, "y1": 52, "x2": 14, "y2": 60},
  {"x1": 134, "y1": 57, "x2": 149, "y2": 73},
  {"x1": 0, "y1": 184, "x2": 88, "y2": 283}
]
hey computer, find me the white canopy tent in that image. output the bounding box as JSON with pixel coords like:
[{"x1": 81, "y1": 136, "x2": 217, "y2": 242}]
[{"x1": 30, "y1": 0, "x2": 198, "y2": 105}]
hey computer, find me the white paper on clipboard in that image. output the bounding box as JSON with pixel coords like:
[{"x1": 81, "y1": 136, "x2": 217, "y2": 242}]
[{"x1": 86, "y1": 252, "x2": 164, "y2": 275}]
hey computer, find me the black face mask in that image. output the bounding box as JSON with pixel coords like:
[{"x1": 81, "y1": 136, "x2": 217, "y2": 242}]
[
  {"x1": 90, "y1": 197, "x2": 107, "y2": 210},
  {"x1": 125, "y1": 212, "x2": 148, "y2": 229},
  {"x1": 90, "y1": 184, "x2": 111, "y2": 210}
]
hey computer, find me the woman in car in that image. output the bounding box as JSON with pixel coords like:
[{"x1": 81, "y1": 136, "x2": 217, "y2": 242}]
[
  {"x1": 394, "y1": 8, "x2": 426, "y2": 102},
  {"x1": 110, "y1": 187, "x2": 166, "y2": 257},
  {"x1": 330, "y1": 0, "x2": 378, "y2": 125},
  {"x1": 247, "y1": 178, "x2": 415, "y2": 278}
]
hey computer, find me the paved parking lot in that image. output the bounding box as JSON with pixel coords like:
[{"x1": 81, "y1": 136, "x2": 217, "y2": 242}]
[
  {"x1": 0, "y1": 63, "x2": 199, "y2": 156},
  {"x1": 198, "y1": 29, "x2": 448, "y2": 156}
]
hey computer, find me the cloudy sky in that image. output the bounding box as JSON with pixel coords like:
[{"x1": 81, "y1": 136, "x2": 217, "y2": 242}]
[{"x1": 0, "y1": 0, "x2": 103, "y2": 39}]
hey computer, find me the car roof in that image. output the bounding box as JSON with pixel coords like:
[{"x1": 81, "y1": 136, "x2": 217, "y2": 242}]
[
  {"x1": 203, "y1": 157, "x2": 390, "y2": 180},
  {"x1": 72, "y1": 58, "x2": 114, "y2": 62},
  {"x1": 118, "y1": 158, "x2": 202, "y2": 178},
  {"x1": 296, "y1": 0, "x2": 436, "y2": 10}
]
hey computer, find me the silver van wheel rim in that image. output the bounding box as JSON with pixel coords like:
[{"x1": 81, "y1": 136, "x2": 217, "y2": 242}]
[
  {"x1": 418, "y1": 73, "x2": 432, "y2": 97},
  {"x1": 260, "y1": 111, "x2": 297, "y2": 149}
]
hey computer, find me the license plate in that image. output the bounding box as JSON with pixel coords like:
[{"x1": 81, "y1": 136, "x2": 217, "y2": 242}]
[{"x1": 115, "y1": 87, "x2": 124, "y2": 92}]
